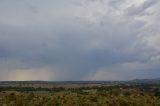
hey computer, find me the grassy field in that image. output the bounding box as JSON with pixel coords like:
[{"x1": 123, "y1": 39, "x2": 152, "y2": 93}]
[
  {"x1": 0, "y1": 90, "x2": 160, "y2": 106},
  {"x1": 0, "y1": 81, "x2": 160, "y2": 106}
]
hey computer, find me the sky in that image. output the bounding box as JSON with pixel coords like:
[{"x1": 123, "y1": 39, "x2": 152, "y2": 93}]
[{"x1": 0, "y1": 0, "x2": 160, "y2": 81}]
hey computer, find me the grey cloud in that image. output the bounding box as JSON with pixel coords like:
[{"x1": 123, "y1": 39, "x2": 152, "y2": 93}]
[
  {"x1": 0, "y1": 0, "x2": 160, "y2": 80},
  {"x1": 126, "y1": 0, "x2": 159, "y2": 16}
]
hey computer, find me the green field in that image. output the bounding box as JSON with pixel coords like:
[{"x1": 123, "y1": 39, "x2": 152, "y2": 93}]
[
  {"x1": 0, "y1": 83, "x2": 160, "y2": 106},
  {"x1": 0, "y1": 90, "x2": 160, "y2": 106}
]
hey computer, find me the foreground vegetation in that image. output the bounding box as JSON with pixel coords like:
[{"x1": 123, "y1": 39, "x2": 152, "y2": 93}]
[
  {"x1": 0, "y1": 82, "x2": 160, "y2": 106},
  {"x1": 0, "y1": 91, "x2": 160, "y2": 106}
]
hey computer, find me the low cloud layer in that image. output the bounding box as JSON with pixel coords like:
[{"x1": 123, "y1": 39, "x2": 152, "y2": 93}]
[{"x1": 0, "y1": 0, "x2": 160, "y2": 81}]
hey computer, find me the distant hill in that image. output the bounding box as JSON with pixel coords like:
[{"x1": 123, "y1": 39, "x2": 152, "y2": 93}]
[
  {"x1": 0, "y1": 78, "x2": 160, "y2": 86},
  {"x1": 129, "y1": 78, "x2": 160, "y2": 84}
]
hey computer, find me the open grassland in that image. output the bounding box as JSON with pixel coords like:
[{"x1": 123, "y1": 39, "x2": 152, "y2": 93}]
[
  {"x1": 0, "y1": 90, "x2": 160, "y2": 106},
  {"x1": 0, "y1": 81, "x2": 160, "y2": 106}
]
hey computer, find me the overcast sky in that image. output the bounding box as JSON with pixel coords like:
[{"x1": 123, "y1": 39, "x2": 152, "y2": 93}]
[{"x1": 0, "y1": 0, "x2": 160, "y2": 81}]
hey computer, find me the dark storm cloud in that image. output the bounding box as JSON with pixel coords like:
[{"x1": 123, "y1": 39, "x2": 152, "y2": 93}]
[{"x1": 0, "y1": 0, "x2": 160, "y2": 80}]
